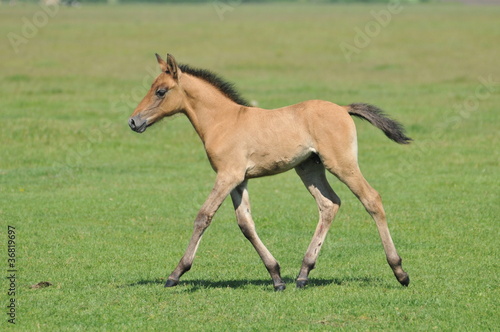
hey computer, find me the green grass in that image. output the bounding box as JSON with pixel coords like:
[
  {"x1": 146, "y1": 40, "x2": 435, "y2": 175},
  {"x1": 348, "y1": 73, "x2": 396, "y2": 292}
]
[{"x1": 1, "y1": 3, "x2": 499, "y2": 331}]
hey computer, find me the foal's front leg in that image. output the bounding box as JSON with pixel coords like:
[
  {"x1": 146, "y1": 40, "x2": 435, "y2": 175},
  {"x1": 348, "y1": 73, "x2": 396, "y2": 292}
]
[
  {"x1": 165, "y1": 174, "x2": 242, "y2": 287},
  {"x1": 230, "y1": 181, "x2": 286, "y2": 291}
]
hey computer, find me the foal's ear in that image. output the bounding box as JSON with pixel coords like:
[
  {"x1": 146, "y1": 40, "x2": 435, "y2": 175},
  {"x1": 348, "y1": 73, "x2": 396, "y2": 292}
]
[
  {"x1": 155, "y1": 53, "x2": 168, "y2": 73},
  {"x1": 166, "y1": 53, "x2": 179, "y2": 81}
]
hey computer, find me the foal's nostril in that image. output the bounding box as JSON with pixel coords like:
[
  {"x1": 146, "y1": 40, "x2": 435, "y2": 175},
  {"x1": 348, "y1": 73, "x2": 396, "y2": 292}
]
[
  {"x1": 129, "y1": 118, "x2": 136, "y2": 129},
  {"x1": 129, "y1": 116, "x2": 148, "y2": 133}
]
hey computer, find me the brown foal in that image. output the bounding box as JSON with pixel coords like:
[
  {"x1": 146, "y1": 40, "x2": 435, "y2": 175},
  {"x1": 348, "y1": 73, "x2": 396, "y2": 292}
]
[{"x1": 128, "y1": 53, "x2": 411, "y2": 291}]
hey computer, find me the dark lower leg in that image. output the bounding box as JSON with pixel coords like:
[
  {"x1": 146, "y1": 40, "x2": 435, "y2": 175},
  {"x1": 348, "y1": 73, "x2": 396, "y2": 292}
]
[
  {"x1": 378, "y1": 224, "x2": 409, "y2": 286},
  {"x1": 240, "y1": 222, "x2": 285, "y2": 291},
  {"x1": 296, "y1": 209, "x2": 337, "y2": 288},
  {"x1": 165, "y1": 216, "x2": 208, "y2": 287}
]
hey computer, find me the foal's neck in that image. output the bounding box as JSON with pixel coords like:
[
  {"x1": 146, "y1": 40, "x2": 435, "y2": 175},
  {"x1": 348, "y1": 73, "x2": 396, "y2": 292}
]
[{"x1": 181, "y1": 74, "x2": 242, "y2": 142}]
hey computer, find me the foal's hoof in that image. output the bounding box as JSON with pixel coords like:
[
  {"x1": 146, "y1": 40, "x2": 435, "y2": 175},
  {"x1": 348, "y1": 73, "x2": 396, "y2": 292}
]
[
  {"x1": 164, "y1": 279, "x2": 179, "y2": 288},
  {"x1": 398, "y1": 273, "x2": 410, "y2": 287},
  {"x1": 296, "y1": 279, "x2": 308, "y2": 289},
  {"x1": 274, "y1": 284, "x2": 286, "y2": 292}
]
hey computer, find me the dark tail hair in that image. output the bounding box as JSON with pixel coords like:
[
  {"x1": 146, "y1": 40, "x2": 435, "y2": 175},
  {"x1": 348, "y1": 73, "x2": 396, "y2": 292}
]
[{"x1": 348, "y1": 103, "x2": 412, "y2": 144}]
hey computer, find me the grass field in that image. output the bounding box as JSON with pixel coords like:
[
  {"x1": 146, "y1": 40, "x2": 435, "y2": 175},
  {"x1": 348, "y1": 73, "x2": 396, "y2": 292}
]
[{"x1": 1, "y1": 3, "x2": 499, "y2": 331}]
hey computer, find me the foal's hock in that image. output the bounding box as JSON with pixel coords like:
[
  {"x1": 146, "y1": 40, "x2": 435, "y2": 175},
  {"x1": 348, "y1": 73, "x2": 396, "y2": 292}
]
[{"x1": 128, "y1": 53, "x2": 411, "y2": 291}]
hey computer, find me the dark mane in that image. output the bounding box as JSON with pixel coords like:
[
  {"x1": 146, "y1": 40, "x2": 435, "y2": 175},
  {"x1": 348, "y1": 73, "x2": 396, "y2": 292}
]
[{"x1": 179, "y1": 64, "x2": 250, "y2": 107}]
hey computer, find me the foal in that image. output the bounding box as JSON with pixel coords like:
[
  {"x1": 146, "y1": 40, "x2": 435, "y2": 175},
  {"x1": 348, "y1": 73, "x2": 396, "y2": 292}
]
[{"x1": 129, "y1": 53, "x2": 411, "y2": 291}]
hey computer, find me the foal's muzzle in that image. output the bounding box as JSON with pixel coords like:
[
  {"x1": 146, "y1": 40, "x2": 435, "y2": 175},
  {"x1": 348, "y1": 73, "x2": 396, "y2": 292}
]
[{"x1": 128, "y1": 116, "x2": 148, "y2": 133}]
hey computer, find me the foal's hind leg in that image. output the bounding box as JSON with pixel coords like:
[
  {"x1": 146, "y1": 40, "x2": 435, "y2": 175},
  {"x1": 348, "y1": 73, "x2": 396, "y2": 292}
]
[
  {"x1": 230, "y1": 181, "x2": 286, "y2": 291},
  {"x1": 295, "y1": 156, "x2": 341, "y2": 288},
  {"x1": 324, "y1": 158, "x2": 410, "y2": 286}
]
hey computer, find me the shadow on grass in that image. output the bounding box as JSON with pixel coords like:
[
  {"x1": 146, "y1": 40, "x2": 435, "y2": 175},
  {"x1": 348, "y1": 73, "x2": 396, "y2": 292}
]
[{"x1": 125, "y1": 275, "x2": 388, "y2": 291}]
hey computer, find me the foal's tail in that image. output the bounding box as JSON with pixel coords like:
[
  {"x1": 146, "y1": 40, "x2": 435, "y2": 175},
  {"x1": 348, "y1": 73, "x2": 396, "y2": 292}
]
[{"x1": 347, "y1": 103, "x2": 412, "y2": 144}]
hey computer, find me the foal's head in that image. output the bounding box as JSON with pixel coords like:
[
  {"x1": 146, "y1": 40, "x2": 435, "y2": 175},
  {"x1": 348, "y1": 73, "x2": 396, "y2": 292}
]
[{"x1": 128, "y1": 53, "x2": 184, "y2": 133}]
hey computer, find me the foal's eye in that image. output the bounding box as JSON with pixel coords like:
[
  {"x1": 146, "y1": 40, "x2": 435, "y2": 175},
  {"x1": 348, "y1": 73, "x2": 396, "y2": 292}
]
[{"x1": 156, "y1": 88, "x2": 168, "y2": 98}]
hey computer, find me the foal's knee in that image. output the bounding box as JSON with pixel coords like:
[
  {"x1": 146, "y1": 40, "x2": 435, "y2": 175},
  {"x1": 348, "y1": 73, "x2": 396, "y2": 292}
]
[
  {"x1": 194, "y1": 212, "x2": 212, "y2": 231},
  {"x1": 319, "y1": 195, "x2": 341, "y2": 219},
  {"x1": 362, "y1": 190, "x2": 385, "y2": 217}
]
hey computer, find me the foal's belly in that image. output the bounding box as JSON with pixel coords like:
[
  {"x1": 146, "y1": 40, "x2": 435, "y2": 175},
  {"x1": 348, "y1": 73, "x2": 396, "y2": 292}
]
[{"x1": 245, "y1": 146, "x2": 316, "y2": 178}]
